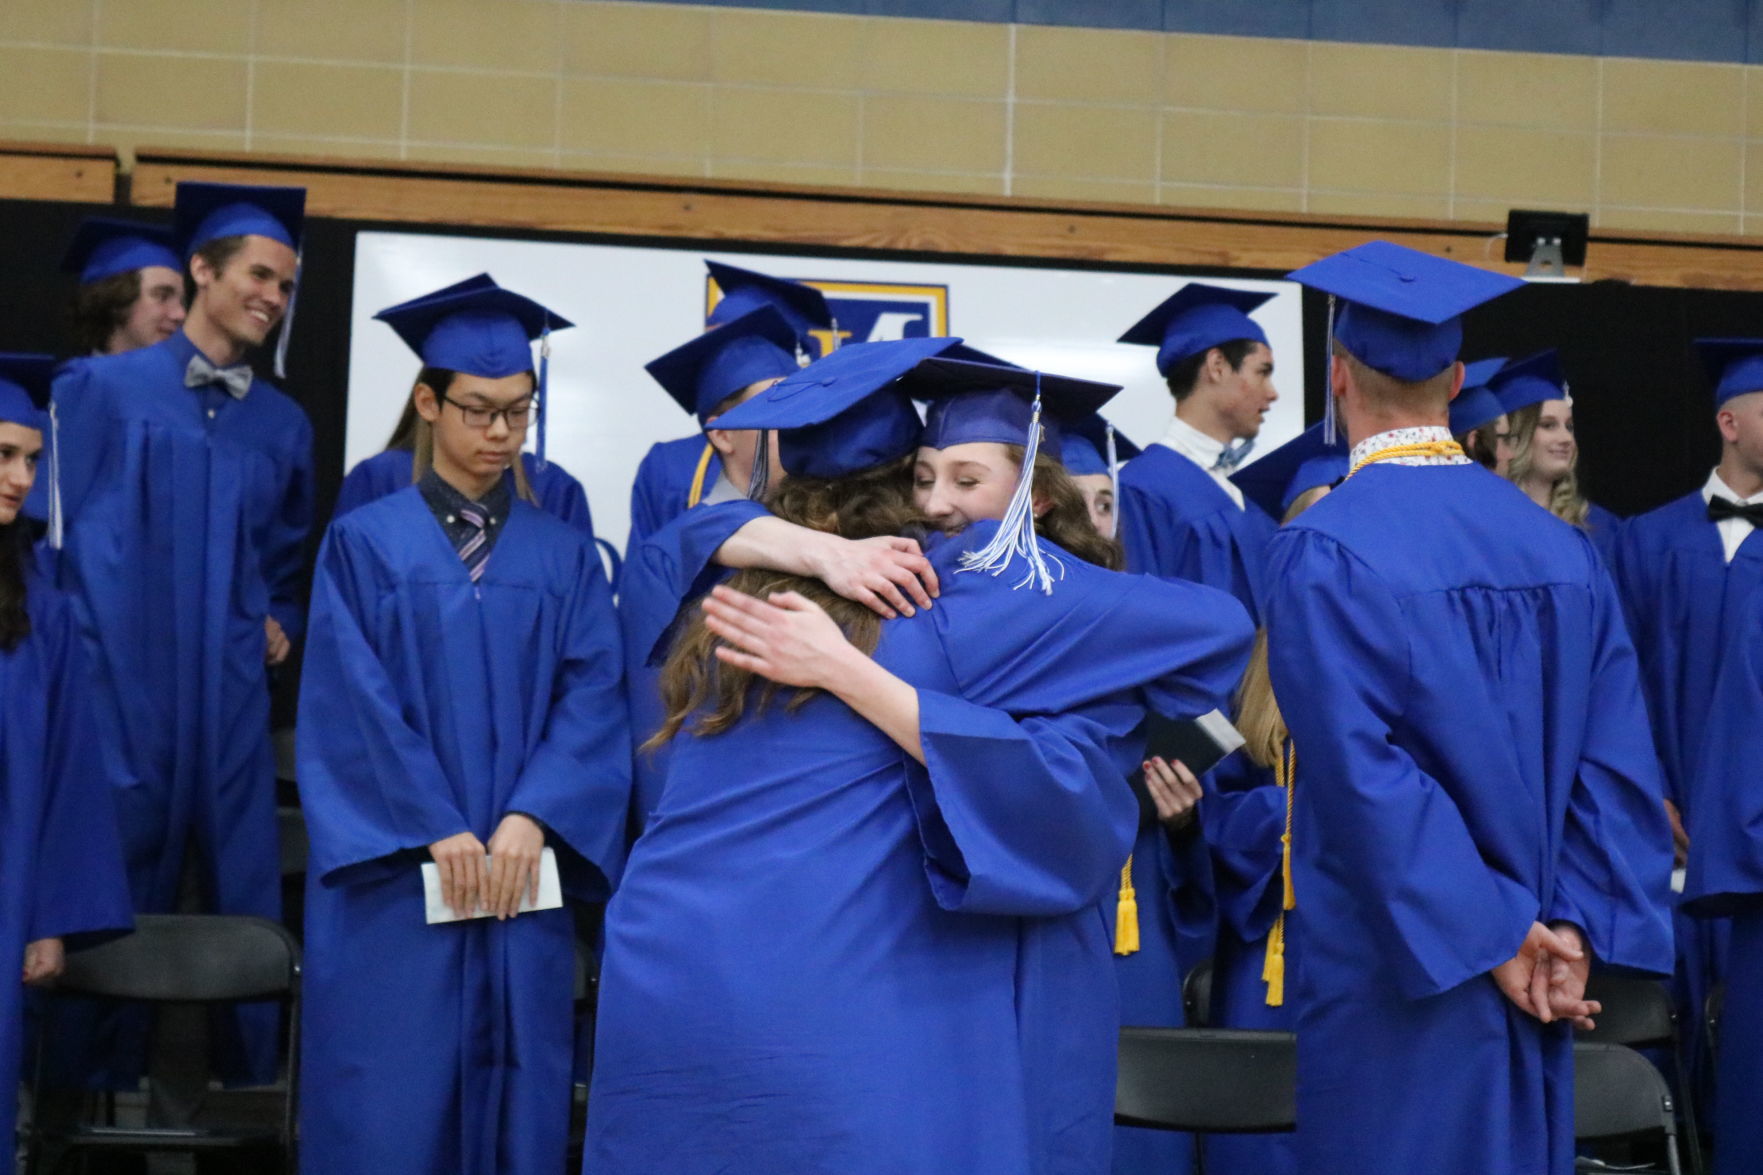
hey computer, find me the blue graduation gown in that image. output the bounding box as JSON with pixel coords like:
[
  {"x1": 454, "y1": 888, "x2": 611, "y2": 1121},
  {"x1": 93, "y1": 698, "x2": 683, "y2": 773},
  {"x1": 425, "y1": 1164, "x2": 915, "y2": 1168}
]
[
  {"x1": 1584, "y1": 501, "x2": 1622, "y2": 567},
  {"x1": 1264, "y1": 463, "x2": 1674, "y2": 1175},
  {"x1": 587, "y1": 522, "x2": 1254, "y2": 1175},
  {"x1": 1113, "y1": 443, "x2": 1272, "y2": 1174},
  {"x1": 625, "y1": 433, "x2": 720, "y2": 555},
  {"x1": 1682, "y1": 586, "x2": 1763, "y2": 1175},
  {"x1": 1200, "y1": 753, "x2": 1298, "y2": 1175},
  {"x1": 1613, "y1": 489, "x2": 1762, "y2": 1082},
  {"x1": 333, "y1": 448, "x2": 595, "y2": 536},
  {"x1": 295, "y1": 489, "x2": 631, "y2": 1175},
  {"x1": 1, "y1": 571, "x2": 134, "y2": 1143},
  {"x1": 51, "y1": 330, "x2": 312, "y2": 1082}
]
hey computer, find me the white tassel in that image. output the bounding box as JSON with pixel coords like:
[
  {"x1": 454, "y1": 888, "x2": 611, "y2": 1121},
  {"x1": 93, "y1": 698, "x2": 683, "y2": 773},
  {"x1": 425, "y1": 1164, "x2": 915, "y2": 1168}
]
[
  {"x1": 957, "y1": 381, "x2": 1064, "y2": 594},
  {"x1": 274, "y1": 250, "x2": 301, "y2": 380},
  {"x1": 47, "y1": 400, "x2": 63, "y2": 551},
  {"x1": 1105, "y1": 422, "x2": 1121, "y2": 539},
  {"x1": 746, "y1": 430, "x2": 771, "y2": 500}
]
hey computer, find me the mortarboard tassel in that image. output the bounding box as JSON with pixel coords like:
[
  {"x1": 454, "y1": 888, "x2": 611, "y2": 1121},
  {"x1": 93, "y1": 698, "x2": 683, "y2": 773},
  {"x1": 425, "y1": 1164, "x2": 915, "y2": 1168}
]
[
  {"x1": 1264, "y1": 738, "x2": 1298, "y2": 1007},
  {"x1": 1321, "y1": 294, "x2": 1337, "y2": 448},
  {"x1": 828, "y1": 316, "x2": 843, "y2": 351},
  {"x1": 957, "y1": 373, "x2": 1064, "y2": 594},
  {"x1": 1104, "y1": 423, "x2": 1121, "y2": 538},
  {"x1": 746, "y1": 429, "x2": 772, "y2": 500},
  {"x1": 46, "y1": 401, "x2": 63, "y2": 551},
  {"x1": 536, "y1": 325, "x2": 551, "y2": 471},
  {"x1": 273, "y1": 251, "x2": 300, "y2": 380},
  {"x1": 1113, "y1": 857, "x2": 1140, "y2": 956}
]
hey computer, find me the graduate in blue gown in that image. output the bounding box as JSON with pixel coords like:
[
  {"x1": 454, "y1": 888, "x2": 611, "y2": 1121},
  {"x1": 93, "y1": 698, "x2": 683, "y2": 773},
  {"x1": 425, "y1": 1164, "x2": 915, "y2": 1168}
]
[
  {"x1": 1115, "y1": 283, "x2": 1280, "y2": 617},
  {"x1": 1060, "y1": 412, "x2": 1138, "y2": 541},
  {"x1": 626, "y1": 261, "x2": 832, "y2": 549},
  {"x1": 620, "y1": 304, "x2": 803, "y2": 832},
  {"x1": 334, "y1": 274, "x2": 596, "y2": 535},
  {"x1": 0, "y1": 355, "x2": 133, "y2": 1149},
  {"x1": 1683, "y1": 583, "x2": 1763, "y2": 1175},
  {"x1": 1492, "y1": 349, "x2": 1623, "y2": 563},
  {"x1": 1617, "y1": 337, "x2": 1763, "y2": 1107},
  {"x1": 1268, "y1": 242, "x2": 1673, "y2": 1175},
  {"x1": 589, "y1": 343, "x2": 1255, "y2": 1175},
  {"x1": 49, "y1": 182, "x2": 313, "y2": 1084},
  {"x1": 62, "y1": 217, "x2": 188, "y2": 358},
  {"x1": 297, "y1": 281, "x2": 630, "y2": 1175}
]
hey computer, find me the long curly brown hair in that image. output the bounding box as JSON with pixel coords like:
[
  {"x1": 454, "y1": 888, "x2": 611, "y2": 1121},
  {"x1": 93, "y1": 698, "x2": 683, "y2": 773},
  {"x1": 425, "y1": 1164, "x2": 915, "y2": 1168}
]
[{"x1": 650, "y1": 444, "x2": 1122, "y2": 748}]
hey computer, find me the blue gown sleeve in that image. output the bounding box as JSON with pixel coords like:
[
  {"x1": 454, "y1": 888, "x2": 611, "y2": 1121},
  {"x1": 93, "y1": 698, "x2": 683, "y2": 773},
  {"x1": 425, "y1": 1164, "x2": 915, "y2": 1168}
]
[
  {"x1": 1548, "y1": 562, "x2": 1674, "y2": 972},
  {"x1": 331, "y1": 459, "x2": 384, "y2": 521},
  {"x1": 295, "y1": 525, "x2": 473, "y2": 884},
  {"x1": 528, "y1": 457, "x2": 596, "y2": 536},
  {"x1": 623, "y1": 499, "x2": 770, "y2": 669},
  {"x1": 1685, "y1": 587, "x2": 1763, "y2": 916},
  {"x1": 905, "y1": 541, "x2": 1255, "y2": 918},
  {"x1": 504, "y1": 545, "x2": 633, "y2": 896},
  {"x1": 625, "y1": 443, "x2": 671, "y2": 555},
  {"x1": 1264, "y1": 529, "x2": 1540, "y2": 1001},
  {"x1": 28, "y1": 588, "x2": 133, "y2": 944},
  {"x1": 48, "y1": 362, "x2": 110, "y2": 530},
  {"x1": 263, "y1": 413, "x2": 315, "y2": 643},
  {"x1": 1202, "y1": 757, "x2": 1287, "y2": 942},
  {"x1": 1609, "y1": 519, "x2": 1679, "y2": 804}
]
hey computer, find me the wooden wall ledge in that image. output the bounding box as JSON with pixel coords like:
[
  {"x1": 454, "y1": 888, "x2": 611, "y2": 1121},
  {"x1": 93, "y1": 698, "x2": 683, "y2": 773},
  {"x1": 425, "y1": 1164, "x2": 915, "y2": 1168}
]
[
  {"x1": 0, "y1": 140, "x2": 117, "y2": 205},
  {"x1": 8, "y1": 142, "x2": 1754, "y2": 290}
]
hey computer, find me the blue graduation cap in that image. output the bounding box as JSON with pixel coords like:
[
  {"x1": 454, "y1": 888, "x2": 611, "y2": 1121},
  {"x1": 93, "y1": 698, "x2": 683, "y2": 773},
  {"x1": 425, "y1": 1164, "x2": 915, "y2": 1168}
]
[
  {"x1": 1448, "y1": 355, "x2": 1510, "y2": 435},
  {"x1": 704, "y1": 261, "x2": 833, "y2": 345},
  {"x1": 1059, "y1": 413, "x2": 1140, "y2": 478},
  {"x1": 1489, "y1": 349, "x2": 1568, "y2": 417},
  {"x1": 709, "y1": 336, "x2": 963, "y2": 482},
  {"x1": 1289, "y1": 241, "x2": 1523, "y2": 383},
  {"x1": 61, "y1": 217, "x2": 181, "y2": 285},
  {"x1": 646, "y1": 305, "x2": 801, "y2": 424},
  {"x1": 1694, "y1": 338, "x2": 1763, "y2": 407},
  {"x1": 1118, "y1": 283, "x2": 1274, "y2": 376},
  {"x1": 173, "y1": 182, "x2": 305, "y2": 257},
  {"x1": 1230, "y1": 423, "x2": 1349, "y2": 520},
  {"x1": 375, "y1": 276, "x2": 574, "y2": 465},
  {"x1": 0, "y1": 353, "x2": 54, "y2": 434}
]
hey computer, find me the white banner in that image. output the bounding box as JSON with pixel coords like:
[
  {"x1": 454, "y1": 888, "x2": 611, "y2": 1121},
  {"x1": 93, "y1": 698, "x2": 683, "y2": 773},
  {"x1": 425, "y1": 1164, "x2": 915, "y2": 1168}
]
[{"x1": 348, "y1": 232, "x2": 1308, "y2": 553}]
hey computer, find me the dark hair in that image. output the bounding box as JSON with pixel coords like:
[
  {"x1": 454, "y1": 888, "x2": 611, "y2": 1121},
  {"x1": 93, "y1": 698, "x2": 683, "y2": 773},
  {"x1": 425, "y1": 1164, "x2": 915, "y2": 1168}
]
[
  {"x1": 68, "y1": 270, "x2": 145, "y2": 355},
  {"x1": 385, "y1": 367, "x2": 457, "y2": 451},
  {"x1": 0, "y1": 521, "x2": 33, "y2": 652},
  {"x1": 193, "y1": 234, "x2": 249, "y2": 278},
  {"x1": 1459, "y1": 424, "x2": 1500, "y2": 469},
  {"x1": 650, "y1": 454, "x2": 923, "y2": 747},
  {"x1": 1164, "y1": 338, "x2": 1260, "y2": 402}
]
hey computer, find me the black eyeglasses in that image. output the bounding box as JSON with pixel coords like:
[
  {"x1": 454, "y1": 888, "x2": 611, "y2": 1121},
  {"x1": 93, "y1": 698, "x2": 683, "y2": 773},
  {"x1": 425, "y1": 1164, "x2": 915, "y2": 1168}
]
[{"x1": 439, "y1": 393, "x2": 536, "y2": 431}]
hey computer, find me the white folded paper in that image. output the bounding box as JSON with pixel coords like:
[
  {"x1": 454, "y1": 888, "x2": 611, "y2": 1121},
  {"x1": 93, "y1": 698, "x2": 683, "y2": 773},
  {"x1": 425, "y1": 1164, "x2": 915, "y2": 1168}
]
[{"x1": 422, "y1": 845, "x2": 562, "y2": 924}]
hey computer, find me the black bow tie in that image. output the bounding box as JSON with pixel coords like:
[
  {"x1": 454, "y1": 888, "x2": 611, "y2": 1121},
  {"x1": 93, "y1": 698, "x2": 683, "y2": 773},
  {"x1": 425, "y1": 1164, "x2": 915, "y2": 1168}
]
[{"x1": 1708, "y1": 496, "x2": 1763, "y2": 526}]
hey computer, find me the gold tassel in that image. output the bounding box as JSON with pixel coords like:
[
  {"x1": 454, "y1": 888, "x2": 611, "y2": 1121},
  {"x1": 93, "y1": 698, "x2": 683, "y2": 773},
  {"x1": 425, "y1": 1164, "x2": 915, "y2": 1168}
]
[
  {"x1": 1114, "y1": 856, "x2": 1140, "y2": 956},
  {"x1": 1266, "y1": 740, "x2": 1297, "y2": 1006},
  {"x1": 1263, "y1": 924, "x2": 1286, "y2": 1006}
]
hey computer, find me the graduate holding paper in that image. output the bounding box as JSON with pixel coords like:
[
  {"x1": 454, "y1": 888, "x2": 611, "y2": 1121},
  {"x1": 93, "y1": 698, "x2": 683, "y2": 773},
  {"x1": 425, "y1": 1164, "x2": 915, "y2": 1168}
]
[
  {"x1": 1268, "y1": 242, "x2": 1673, "y2": 1175},
  {"x1": 332, "y1": 274, "x2": 597, "y2": 536},
  {"x1": 297, "y1": 281, "x2": 630, "y2": 1175}
]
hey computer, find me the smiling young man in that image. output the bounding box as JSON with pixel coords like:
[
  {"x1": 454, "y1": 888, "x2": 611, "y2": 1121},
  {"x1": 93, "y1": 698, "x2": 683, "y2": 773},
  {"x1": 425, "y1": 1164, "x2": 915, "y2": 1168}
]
[
  {"x1": 297, "y1": 281, "x2": 628, "y2": 1175},
  {"x1": 46, "y1": 182, "x2": 313, "y2": 1092}
]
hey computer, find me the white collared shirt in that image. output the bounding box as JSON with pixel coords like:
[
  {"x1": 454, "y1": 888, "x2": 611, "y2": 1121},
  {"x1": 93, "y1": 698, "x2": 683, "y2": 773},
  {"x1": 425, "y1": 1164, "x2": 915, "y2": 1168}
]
[
  {"x1": 1155, "y1": 415, "x2": 1245, "y2": 509},
  {"x1": 1348, "y1": 425, "x2": 1472, "y2": 471},
  {"x1": 1702, "y1": 470, "x2": 1763, "y2": 564},
  {"x1": 702, "y1": 471, "x2": 744, "y2": 506}
]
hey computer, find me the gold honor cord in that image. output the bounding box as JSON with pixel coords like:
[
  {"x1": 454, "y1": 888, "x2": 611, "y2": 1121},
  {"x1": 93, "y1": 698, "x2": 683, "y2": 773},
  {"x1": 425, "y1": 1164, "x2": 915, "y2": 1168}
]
[
  {"x1": 685, "y1": 440, "x2": 716, "y2": 509},
  {"x1": 1263, "y1": 739, "x2": 1297, "y2": 1007},
  {"x1": 1344, "y1": 439, "x2": 1466, "y2": 480},
  {"x1": 1114, "y1": 856, "x2": 1139, "y2": 956}
]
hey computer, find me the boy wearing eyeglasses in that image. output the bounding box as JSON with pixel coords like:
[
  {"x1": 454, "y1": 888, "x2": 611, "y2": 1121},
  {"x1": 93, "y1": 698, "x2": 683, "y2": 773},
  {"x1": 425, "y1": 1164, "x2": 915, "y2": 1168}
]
[{"x1": 296, "y1": 281, "x2": 631, "y2": 1175}]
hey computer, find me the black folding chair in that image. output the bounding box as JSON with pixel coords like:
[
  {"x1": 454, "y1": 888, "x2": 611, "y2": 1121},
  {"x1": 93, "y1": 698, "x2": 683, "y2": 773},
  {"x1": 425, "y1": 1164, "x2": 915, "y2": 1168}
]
[
  {"x1": 1115, "y1": 1025, "x2": 1296, "y2": 1175},
  {"x1": 1578, "y1": 974, "x2": 1703, "y2": 1174},
  {"x1": 24, "y1": 914, "x2": 302, "y2": 1175},
  {"x1": 1574, "y1": 1041, "x2": 1683, "y2": 1175},
  {"x1": 1182, "y1": 958, "x2": 1215, "y2": 1028}
]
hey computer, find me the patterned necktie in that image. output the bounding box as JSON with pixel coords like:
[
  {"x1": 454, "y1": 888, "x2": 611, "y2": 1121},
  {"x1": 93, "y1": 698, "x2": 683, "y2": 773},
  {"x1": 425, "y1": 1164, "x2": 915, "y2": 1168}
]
[
  {"x1": 1212, "y1": 438, "x2": 1255, "y2": 473},
  {"x1": 456, "y1": 503, "x2": 491, "y2": 582},
  {"x1": 184, "y1": 354, "x2": 253, "y2": 399},
  {"x1": 1708, "y1": 496, "x2": 1763, "y2": 527}
]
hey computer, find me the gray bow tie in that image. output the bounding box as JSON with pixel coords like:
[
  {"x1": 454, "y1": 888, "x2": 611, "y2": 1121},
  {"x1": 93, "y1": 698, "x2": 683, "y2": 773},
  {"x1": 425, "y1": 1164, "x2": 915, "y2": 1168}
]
[
  {"x1": 1212, "y1": 439, "x2": 1255, "y2": 473},
  {"x1": 184, "y1": 354, "x2": 252, "y2": 400}
]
